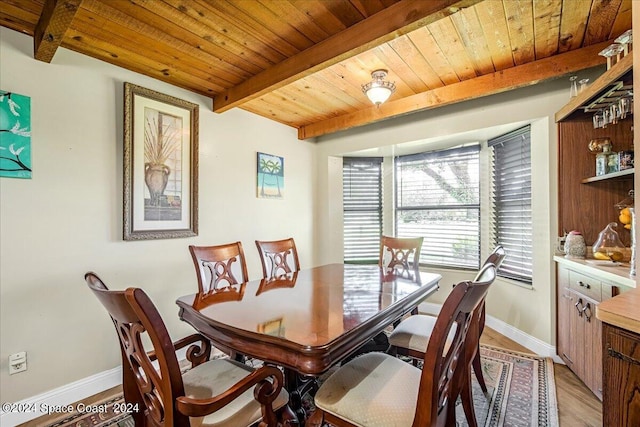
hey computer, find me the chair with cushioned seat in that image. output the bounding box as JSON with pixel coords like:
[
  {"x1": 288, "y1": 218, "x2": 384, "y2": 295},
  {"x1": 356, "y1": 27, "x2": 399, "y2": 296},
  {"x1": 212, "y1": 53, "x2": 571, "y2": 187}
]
[
  {"x1": 379, "y1": 235, "x2": 424, "y2": 277},
  {"x1": 380, "y1": 236, "x2": 424, "y2": 319},
  {"x1": 188, "y1": 242, "x2": 249, "y2": 310},
  {"x1": 255, "y1": 238, "x2": 300, "y2": 279},
  {"x1": 307, "y1": 264, "x2": 497, "y2": 427},
  {"x1": 84, "y1": 272, "x2": 296, "y2": 427},
  {"x1": 387, "y1": 246, "x2": 506, "y2": 427}
]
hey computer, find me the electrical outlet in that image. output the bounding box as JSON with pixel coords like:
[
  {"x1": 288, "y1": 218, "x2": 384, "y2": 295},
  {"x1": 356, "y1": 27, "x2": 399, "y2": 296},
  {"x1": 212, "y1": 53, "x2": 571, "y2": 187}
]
[{"x1": 9, "y1": 351, "x2": 27, "y2": 375}]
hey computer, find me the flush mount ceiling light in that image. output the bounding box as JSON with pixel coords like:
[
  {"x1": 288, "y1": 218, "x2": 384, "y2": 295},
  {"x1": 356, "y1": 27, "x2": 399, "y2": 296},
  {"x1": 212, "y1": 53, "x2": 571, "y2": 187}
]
[{"x1": 362, "y1": 69, "x2": 396, "y2": 106}]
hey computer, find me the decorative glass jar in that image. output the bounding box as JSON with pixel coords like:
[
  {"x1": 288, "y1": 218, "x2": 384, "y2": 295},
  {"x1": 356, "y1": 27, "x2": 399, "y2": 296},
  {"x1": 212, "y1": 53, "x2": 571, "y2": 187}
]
[{"x1": 593, "y1": 222, "x2": 627, "y2": 262}]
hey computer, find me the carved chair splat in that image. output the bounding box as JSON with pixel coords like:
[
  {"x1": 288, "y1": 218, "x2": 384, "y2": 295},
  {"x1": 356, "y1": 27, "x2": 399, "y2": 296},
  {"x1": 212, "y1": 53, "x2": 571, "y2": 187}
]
[{"x1": 255, "y1": 238, "x2": 300, "y2": 279}]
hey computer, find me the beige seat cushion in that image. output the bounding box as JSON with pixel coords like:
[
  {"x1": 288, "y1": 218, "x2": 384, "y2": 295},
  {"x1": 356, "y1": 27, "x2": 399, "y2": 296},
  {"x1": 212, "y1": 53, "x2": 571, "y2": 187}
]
[
  {"x1": 388, "y1": 314, "x2": 456, "y2": 353},
  {"x1": 314, "y1": 352, "x2": 421, "y2": 427},
  {"x1": 183, "y1": 358, "x2": 289, "y2": 427}
]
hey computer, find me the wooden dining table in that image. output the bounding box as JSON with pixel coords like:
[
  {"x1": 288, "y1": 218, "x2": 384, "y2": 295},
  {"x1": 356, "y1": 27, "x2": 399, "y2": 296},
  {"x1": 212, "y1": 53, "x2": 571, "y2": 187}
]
[{"x1": 176, "y1": 263, "x2": 441, "y2": 421}]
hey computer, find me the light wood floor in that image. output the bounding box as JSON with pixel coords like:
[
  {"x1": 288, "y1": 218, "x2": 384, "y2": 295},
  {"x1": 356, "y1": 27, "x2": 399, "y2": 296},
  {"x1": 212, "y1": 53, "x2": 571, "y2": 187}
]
[{"x1": 20, "y1": 327, "x2": 602, "y2": 427}]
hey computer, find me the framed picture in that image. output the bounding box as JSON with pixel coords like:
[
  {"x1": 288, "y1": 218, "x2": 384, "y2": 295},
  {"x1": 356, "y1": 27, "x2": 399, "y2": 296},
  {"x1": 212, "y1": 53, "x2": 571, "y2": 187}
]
[
  {"x1": 0, "y1": 90, "x2": 32, "y2": 179},
  {"x1": 123, "y1": 83, "x2": 198, "y2": 240},
  {"x1": 257, "y1": 152, "x2": 284, "y2": 199}
]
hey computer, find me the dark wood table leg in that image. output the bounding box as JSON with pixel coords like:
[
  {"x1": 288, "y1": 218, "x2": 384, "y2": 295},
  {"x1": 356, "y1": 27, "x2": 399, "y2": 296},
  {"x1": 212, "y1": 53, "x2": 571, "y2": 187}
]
[
  {"x1": 284, "y1": 368, "x2": 306, "y2": 424},
  {"x1": 284, "y1": 368, "x2": 320, "y2": 424}
]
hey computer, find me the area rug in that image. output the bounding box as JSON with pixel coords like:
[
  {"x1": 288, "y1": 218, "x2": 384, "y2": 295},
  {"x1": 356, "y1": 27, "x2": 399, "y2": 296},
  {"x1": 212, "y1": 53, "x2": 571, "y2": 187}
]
[
  {"x1": 32, "y1": 345, "x2": 558, "y2": 427},
  {"x1": 455, "y1": 345, "x2": 559, "y2": 427}
]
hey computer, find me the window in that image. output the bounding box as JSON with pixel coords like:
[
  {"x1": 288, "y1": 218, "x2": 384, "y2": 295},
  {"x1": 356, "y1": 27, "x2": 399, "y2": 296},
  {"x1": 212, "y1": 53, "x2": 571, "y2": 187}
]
[
  {"x1": 343, "y1": 157, "x2": 383, "y2": 263},
  {"x1": 395, "y1": 145, "x2": 481, "y2": 269},
  {"x1": 489, "y1": 126, "x2": 532, "y2": 283}
]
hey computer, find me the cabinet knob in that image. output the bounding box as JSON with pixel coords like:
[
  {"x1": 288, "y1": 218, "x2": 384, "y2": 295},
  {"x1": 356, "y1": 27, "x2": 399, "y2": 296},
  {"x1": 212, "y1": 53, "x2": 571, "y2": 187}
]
[
  {"x1": 578, "y1": 281, "x2": 591, "y2": 289},
  {"x1": 575, "y1": 298, "x2": 584, "y2": 316}
]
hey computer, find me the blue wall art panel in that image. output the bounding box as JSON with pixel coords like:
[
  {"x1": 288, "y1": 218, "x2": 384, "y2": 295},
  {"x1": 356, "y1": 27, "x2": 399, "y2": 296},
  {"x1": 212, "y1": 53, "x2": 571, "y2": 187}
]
[
  {"x1": 0, "y1": 91, "x2": 32, "y2": 179},
  {"x1": 257, "y1": 152, "x2": 284, "y2": 199}
]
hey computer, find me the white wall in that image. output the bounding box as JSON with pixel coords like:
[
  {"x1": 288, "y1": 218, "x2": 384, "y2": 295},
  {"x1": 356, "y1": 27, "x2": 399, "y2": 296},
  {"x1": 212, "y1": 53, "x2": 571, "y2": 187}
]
[
  {"x1": 0, "y1": 28, "x2": 315, "y2": 403},
  {"x1": 313, "y1": 67, "x2": 604, "y2": 349}
]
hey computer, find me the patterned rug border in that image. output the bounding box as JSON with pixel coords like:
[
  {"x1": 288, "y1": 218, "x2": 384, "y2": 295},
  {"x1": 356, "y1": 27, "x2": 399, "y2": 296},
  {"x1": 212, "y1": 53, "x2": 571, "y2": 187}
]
[{"x1": 476, "y1": 344, "x2": 559, "y2": 427}]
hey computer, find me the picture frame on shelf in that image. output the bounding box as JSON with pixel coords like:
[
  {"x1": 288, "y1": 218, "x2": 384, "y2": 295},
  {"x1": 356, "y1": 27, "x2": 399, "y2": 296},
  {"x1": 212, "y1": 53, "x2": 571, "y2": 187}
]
[{"x1": 123, "y1": 82, "x2": 199, "y2": 240}]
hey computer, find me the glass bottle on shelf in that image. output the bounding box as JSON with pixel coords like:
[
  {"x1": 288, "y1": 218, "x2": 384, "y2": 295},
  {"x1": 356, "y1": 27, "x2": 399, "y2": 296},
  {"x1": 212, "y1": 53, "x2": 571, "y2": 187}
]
[
  {"x1": 607, "y1": 148, "x2": 620, "y2": 173},
  {"x1": 595, "y1": 142, "x2": 611, "y2": 176}
]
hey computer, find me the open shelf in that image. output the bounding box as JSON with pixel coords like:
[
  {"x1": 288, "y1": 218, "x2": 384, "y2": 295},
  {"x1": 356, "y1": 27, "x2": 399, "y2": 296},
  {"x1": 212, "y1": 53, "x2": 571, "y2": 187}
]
[
  {"x1": 555, "y1": 54, "x2": 633, "y2": 122},
  {"x1": 581, "y1": 168, "x2": 634, "y2": 183}
]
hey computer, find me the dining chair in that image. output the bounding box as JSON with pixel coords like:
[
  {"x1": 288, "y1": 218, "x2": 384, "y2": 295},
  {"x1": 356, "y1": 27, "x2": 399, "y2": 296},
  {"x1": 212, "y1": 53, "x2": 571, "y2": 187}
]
[
  {"x1": 255, "y1": 237, "x2": 300, "y2": 279},
  {"x1": 188, "y1": 242, "x2": 249, "y2": 309},
  {"x1": 379, "y1": 235, "x2": 424, "y2": 276},
  {"x1": 387, "y1": 246, "x2": 506, "y2": 427},
  {"x1": 380, "y1": 235, "x2": 424, "y2": 317},
  {"x1": 84, "y1": 272, "x2": 296, "y2": 427},
  {"x1": 307, "y1": 264, "x2": 497, "y2": 427}
]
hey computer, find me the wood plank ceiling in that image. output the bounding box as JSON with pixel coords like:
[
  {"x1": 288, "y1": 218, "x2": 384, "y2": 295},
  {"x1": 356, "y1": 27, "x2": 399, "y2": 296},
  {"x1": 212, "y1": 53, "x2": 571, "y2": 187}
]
[{"x1": 1, "y1": 0, "x2": 632, "y2": 140}]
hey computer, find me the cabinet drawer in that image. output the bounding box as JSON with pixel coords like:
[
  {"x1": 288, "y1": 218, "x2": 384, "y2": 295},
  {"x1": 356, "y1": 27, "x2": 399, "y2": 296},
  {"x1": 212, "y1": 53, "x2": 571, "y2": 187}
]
[{"x1": 569, "y1": 270, "x2": 602, "y2": 302}]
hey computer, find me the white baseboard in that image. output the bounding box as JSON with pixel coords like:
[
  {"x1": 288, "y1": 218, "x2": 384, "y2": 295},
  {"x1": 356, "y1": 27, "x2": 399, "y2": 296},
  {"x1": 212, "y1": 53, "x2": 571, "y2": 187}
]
[
  {"x1": 418, "y1": 302, "x2": 563, "y2": 364},
  {"x1": 0, "y1": 366, "x2": 123, "y2": 426},
  {"x1": 0, "y1": 347, "x2": 190, "y2": 426}
]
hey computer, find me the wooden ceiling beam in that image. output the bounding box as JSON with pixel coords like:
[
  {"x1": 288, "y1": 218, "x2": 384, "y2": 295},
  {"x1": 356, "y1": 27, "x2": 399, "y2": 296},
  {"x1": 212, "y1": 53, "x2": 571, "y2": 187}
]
[
  {"x1": 34, "y1": 0, "x2": 82, "y2": 63},
  {"x1": 297, "y1": 41, "x2": 612, "y2": 140},
  {"x1": 212, "y1": 0, "x2": 482, "y2": 113}
]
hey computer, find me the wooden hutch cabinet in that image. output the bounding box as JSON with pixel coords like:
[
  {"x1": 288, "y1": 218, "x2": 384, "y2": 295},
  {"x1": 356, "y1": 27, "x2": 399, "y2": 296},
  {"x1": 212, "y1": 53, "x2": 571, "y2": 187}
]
[{"x1": 556, "y1": 53, "x2": 635, "y2": 399}]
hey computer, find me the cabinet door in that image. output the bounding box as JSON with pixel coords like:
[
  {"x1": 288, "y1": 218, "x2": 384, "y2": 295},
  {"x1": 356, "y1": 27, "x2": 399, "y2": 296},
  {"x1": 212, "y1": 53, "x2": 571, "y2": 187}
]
[
  {"x1": 568, "y1": 288, "x2": 586, "y2": 380},
  {"x1": 580, "y1": 294, "x2": 602, "y2": 399},
  {"x1": 557, "y1": 265, "x2": 575, "y2": 366},
  {"x1": 558, "y1": 286, "x2": 576, "y2": 366},
  {"x1": 603, "y1": 323, "x2": 640, "y2": 426}
]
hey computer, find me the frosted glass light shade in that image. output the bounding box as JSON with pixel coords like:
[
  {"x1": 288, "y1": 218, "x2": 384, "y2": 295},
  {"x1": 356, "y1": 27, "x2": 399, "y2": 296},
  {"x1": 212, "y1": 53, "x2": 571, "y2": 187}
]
[
  {"x1": 365, "y1": 85, "x2": 393, "y2": 105},
  {"x1": 362, "y1": 69, "x2": 396, "y2": 106}
]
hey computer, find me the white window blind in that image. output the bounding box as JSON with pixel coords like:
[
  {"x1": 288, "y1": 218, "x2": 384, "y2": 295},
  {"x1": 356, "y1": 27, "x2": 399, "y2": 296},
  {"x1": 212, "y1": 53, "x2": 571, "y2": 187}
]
[
  {"x1": 343, "y1": 157, "x2": 383, "y2": 263},
  {"x1": 395, "y1": 145, "x2": 480, "y2": 269},
  {"x1": 489, "y1": 126, "x2": 533, "y2": 284}
]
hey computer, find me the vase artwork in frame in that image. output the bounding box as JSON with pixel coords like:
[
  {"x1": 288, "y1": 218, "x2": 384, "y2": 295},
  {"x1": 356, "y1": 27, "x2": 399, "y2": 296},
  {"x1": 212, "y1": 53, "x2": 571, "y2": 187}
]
[
  {"x1": 257, "y1": 152, "x2": 284, "y2": 199},
  {"x1": 123, "y1": 83, "x2": 199, "y2": 240}
]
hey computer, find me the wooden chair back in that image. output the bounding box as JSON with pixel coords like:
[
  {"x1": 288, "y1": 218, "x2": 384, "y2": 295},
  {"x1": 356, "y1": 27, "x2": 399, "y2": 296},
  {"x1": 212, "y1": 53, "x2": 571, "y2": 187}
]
[
  {"x1": 473, "y1": 245, "x2": 506, "y2": 335},
  {"x1": 379, "y1": 236, "x2": 424, "y2": 275},
  {"x1": 189, "y1": 242, "x2": 249, "y2": 308},
  {"x1": 476, "y1": 245, "x2": 506, "y2": 280},
  {"x1": 255, "y1": 238, "x2": 300, "y2": 279},
  {"x1": 85, "y1": 273, "x2": 202, "y2": 427},
  {"x1": 413, "y1": 264, "x2": 497, "y2": 426}
]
